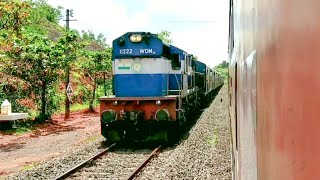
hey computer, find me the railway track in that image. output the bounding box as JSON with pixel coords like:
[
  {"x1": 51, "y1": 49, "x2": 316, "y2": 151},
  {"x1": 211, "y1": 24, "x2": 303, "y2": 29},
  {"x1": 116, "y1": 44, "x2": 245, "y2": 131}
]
[
  {"x1": 126, "y1": 146, "x2": 161, "y2": 180},
  {"x1": 53, "y1": 144, "x2": 161, "y2": 180}
]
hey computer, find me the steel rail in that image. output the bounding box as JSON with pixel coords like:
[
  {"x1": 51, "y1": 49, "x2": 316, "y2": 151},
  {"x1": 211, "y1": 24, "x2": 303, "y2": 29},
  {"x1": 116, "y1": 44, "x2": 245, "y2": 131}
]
[
  {"x1": 54, "y1": 143, "x2": 116, "y2": 180},
  {"x1": 126, "y1": 146, "x2": 161, "y2": 180}
]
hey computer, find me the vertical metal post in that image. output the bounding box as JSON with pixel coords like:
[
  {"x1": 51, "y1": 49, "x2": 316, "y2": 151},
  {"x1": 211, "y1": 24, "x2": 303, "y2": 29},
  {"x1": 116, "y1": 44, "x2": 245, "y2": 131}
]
[{"x1": 65, "y1": 9, "x2": 70, "y2": 119}]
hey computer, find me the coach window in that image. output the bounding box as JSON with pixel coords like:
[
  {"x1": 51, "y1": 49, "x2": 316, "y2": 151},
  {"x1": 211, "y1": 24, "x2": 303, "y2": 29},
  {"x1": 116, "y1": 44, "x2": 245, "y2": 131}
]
[{"x1": 170, "y1": 54, "x2": 181, "y2": 70}]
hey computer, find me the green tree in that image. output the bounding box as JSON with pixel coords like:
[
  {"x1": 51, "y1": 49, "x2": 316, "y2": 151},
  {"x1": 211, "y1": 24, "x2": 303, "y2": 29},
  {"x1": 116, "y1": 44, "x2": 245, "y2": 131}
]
[
  {"x1": 28, "y1": 0, "x2": 62, "y2": 24},
  {"x1": 0, "y1": 0, "x2": 112, "y2": 120},
  {"x1": 81, "y1": 45, "x2": 111, "y2": 111},
  {"x1": 215, "y1": 60, "x2": 228, "y2": 68},
  {"x1": 96, "y1": 33, "x2": 109, "y2": 48},
  {"x1": 24, "y1": 0, "x2": 63, "y2": 38},
  {"x1": 3, "y1": 34, "x2": 62, "y2": 119},
  {"x1": 214, "y1": 60, "x2": 229, "y2": 79},
  {"x1": 0, "y1": 0, "x2": 30, "y2": 31},
  {"x1": 82, "y1": 30, "x2": 109, "y2": 48},
  {"x1": 1, "y1": 30, "x2": 82, "y2": 120},
  {"x1": 0, "y1": 0, "x2": 31, "y2": 52},
  {"x1": 0, "y1": 0, "x2": 63, "y2": 52},
  {"x1": 80, "y1": 31, "x2": 112, "y2": 111},
  {"x1": 157, "y1": 30, "x2": 172, "y2": 44}
]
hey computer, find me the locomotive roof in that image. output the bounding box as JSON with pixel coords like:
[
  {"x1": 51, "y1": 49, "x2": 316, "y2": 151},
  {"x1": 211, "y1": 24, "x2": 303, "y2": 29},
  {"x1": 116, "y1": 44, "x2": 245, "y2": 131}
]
[
  {"x1": 112, "y1": 32, "x2": 212, "y2": 68},
  {"x1": 169, "y1": 45, "x2": 186, "y2": 56}
]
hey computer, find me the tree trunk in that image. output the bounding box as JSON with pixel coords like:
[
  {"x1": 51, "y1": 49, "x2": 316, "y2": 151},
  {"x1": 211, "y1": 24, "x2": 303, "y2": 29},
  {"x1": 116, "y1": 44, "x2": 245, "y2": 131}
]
[
  {"x1": 41, "y1": 80, "x2": 46, "y2": 117},
  {"x1": 89, "y1": 73, "x2": 96, "y2": 112},
  {"x1": 103, "y1": 72, "x2": 107, "y2": 96}
]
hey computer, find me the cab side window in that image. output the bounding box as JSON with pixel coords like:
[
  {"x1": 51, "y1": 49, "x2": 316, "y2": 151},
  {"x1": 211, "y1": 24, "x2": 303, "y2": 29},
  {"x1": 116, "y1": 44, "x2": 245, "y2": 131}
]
[{"x1": 170, "y1": 54, "x2": 181, "y2": 70}]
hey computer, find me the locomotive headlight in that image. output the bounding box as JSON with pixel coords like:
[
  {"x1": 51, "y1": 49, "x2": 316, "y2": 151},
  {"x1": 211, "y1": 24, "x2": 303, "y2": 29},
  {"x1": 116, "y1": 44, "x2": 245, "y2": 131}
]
[
  {"x1": 113, "y1": 101, "x2": 118, "y2": 105},
  {"x1": 156, "y1": 100, "x2": 161, "y2": 105},
  {"x1": 155, "y1": 109, "x2": 169, "y2": 121},
  {"x1": 101, "y1": 110, "x2": 116, "y2": 123},
  {"x1": 130, "y1": 34, "x2": 142, "y2": 42}
]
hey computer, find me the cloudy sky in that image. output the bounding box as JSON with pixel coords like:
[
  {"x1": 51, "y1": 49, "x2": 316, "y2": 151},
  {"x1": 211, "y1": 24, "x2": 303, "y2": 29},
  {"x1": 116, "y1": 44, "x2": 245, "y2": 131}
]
[{"x1": 47, "y1": 0, "x2": 229, "y2": 67}]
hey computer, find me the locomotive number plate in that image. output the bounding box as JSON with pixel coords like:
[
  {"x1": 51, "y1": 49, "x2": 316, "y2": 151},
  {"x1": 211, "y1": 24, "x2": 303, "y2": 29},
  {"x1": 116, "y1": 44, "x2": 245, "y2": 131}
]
[{"x1": 119, "y1": 49, "x2": 133, "y2": 54}]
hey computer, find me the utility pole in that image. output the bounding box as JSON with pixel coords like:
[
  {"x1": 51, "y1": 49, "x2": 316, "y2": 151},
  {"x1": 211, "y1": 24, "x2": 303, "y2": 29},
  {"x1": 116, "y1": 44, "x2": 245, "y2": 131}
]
[{"x1": 64, "y1": 9, "x2": 76, "y2": 119}]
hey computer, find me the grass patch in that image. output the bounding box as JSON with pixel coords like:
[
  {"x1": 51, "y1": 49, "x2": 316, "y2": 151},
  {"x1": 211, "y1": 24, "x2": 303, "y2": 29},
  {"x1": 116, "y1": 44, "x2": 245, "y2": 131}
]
[
  {"x1": 1, "y1": 120, "x2": 34, "y2": 135},
  {"x1": 80, "y1": 134, "x2": 101, "y2": 144},
  {"x1": 70, "y1": 103, "x2": 89, "y2": 112},
  {"x1": 57, "y1": 102, "x2": 97, "y2": 113},
  {"x1": 13, "y1": 126, "x2": 33, "y2": 135},
  {"x1": 21, "y1": 163, "x2": 37, "y2": 171},
  {"x1": 208, "y1": 128, "x2": 219, "y2": 147}
]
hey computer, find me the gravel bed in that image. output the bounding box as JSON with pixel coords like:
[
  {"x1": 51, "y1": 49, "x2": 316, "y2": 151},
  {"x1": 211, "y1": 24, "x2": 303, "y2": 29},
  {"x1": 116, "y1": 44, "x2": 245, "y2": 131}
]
[
  {"x1": 5, "y1": 84, "x2": 231, "y2": 180},
  {"x1": 67, "y1": 149, "x2": 153, "y2": 180},
  {"x1": 5, "y1": 135, "x2": 106, "y2": 180},
  {"x1": 138, "y1": 84, "x2": 231, "y2": 179}
]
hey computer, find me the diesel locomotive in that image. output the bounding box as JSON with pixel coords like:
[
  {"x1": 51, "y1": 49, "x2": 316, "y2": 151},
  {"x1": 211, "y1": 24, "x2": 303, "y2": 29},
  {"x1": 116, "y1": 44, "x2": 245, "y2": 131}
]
[{"x1": 99, "y1": 32, "x2": 223, "y2": 143}]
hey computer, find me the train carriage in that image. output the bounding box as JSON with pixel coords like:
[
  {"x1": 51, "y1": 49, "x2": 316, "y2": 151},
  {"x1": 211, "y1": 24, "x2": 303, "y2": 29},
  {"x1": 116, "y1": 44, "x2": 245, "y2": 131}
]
[{"x1": 228, "y1": 0, "x2": 320, "y2": 179}]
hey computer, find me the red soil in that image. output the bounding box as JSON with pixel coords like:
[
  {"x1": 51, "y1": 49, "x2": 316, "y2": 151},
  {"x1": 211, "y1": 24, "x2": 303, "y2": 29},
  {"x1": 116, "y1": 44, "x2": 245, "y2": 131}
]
[{"x1": 0, "y1": 108, "x2": 102, "y2": 176}]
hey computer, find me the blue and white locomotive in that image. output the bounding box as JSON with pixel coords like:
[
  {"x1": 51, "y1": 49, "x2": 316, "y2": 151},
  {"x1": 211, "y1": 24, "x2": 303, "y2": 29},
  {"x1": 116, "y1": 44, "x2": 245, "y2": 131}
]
[{"x1": 99, "y1": 32, "x2": 223, "y2": 143}]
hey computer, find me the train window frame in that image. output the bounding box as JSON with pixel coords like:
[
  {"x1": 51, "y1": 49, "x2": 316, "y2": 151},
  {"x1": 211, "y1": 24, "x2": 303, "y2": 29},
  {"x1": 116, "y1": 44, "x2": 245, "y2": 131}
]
[
  {"x1": 170, "y1": 54, "x2": 181, "y2": 70},
  {"x1": 184, "y1": 54, "x2": 189, "y2": 73},
  {"x1": 228, "y1": 0, "x2": 234, "y2": 54}
]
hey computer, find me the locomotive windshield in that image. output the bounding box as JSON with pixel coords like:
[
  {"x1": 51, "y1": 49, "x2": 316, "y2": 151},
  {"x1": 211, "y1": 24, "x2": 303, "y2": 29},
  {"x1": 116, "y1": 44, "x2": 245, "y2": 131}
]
[{"x1": 170, "y1": 54, "x2": 181, "y2": 70}]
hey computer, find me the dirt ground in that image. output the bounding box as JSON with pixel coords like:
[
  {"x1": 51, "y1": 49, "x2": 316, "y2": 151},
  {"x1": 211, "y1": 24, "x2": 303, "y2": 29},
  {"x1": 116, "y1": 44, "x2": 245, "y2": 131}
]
[{"x1": 0, "y1": 108, "x2": 102, "y2": 176}]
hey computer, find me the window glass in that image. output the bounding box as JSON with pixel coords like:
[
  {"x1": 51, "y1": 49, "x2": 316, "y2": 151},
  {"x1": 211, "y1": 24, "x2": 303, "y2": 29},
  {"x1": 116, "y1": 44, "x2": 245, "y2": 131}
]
[{"x1": 170, "y1": 54, "x2": 181, "y2": 70}]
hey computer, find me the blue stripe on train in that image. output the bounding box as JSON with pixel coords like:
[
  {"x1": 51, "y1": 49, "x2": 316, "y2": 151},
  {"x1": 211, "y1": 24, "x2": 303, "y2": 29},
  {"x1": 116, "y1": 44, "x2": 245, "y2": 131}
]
[
  {"x1": 168, "y1": 74, "x2": 192, "y2": 90},
  {"x1": 114, "y1": 74, "x2": 168, "y2": 97},
  {"x1": 169, "y1": 74, "x2": 182, "y2": 90}
]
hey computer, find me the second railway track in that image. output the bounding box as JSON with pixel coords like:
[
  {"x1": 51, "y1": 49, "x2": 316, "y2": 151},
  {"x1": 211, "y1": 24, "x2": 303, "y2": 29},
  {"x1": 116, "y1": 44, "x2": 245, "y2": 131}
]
[{"x1": 54, "y1": 144, "x2": 161, "y2": 180}]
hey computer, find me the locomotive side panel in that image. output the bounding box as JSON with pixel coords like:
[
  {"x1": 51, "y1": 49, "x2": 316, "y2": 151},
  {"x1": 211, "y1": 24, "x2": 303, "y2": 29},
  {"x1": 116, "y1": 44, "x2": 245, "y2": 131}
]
[{"x1": 113, "y1": 58, "x2": 169, "y2": 97}]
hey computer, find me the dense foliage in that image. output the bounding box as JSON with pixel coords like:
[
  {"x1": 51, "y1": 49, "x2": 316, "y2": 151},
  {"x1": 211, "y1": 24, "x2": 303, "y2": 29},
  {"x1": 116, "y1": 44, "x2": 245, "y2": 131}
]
[
  {"x1": 214, "y1": 60, "x2": 228, "y2": 79},
  {"x1": 157, "y1": 30, "x2": 172, "y2": 44},
  {"x1": 80, "y1": 31, "x2": 112, "y2": 111},
  {"x1": 0, "y1": 0, "x2": 112, "y2": 121}
]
